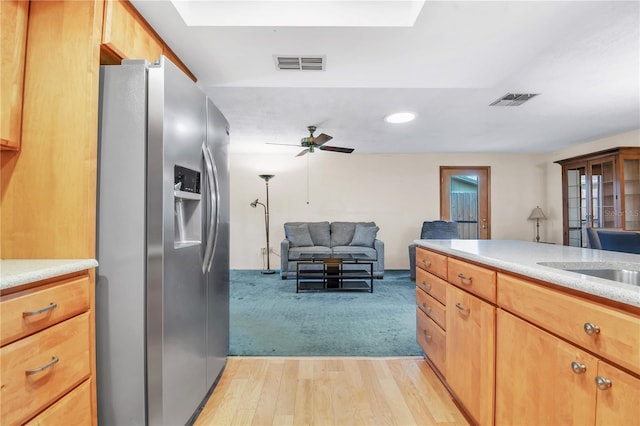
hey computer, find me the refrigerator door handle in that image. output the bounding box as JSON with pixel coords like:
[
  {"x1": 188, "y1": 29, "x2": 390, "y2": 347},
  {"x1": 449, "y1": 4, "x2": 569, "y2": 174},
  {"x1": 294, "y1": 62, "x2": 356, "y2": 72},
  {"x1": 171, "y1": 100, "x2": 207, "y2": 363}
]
[{"x1": 202, "y1": 143, "x2": 220, "y2": 273}]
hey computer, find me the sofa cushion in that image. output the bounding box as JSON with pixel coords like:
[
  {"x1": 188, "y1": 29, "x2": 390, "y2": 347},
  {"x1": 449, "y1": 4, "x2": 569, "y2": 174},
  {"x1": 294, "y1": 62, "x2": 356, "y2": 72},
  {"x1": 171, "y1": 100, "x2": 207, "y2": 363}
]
[
  {"x1": 288, "y1": 246, "x2": 332, "y2": 260},
  {"x1": 349, "y1": 224, "x2": 379, "y2": 248},
  {"x1": 330, "y1": 221, "x2": 375, "y2": 247},
  {"x1": 331, "y1": 246, "x2": 377, "y2": 259},
  {"x1": 284, "y1": 223, "x2": 314, "y2": 247},
  {"x1": 284, "y1": 221, "x2": 330, "y2": 247}
]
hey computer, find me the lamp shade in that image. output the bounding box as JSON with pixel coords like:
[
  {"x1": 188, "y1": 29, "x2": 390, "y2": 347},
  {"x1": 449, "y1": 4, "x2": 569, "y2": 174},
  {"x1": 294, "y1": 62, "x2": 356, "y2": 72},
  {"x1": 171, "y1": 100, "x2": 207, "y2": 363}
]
[{"x1": 528, "y1": 206, "x2": 546, "y2": 220}]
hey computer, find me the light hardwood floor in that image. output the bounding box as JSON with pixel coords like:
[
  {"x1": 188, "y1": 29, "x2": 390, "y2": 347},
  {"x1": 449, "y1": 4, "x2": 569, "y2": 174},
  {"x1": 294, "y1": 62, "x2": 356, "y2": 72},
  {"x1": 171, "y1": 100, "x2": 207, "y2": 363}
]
[{"x1": 195, "y1": 356, "x2": 468, "y2": 426}]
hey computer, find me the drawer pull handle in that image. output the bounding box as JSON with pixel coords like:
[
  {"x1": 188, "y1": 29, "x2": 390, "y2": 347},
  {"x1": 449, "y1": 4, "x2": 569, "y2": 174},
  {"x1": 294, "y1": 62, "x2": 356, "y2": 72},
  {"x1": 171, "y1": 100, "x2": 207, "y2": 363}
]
[
  {"x1": 422, "y1": 303, "x2": 432, "y2": 313},
  {"x1": 25, "y1": 355, "x2": 59, "y2": 375},
  {"x1": 571, "y1": 361, "x2": 586, "y2": 374},
  {"x1": 455, "y1": 303, "x2": 469, "y2": 314},
  {"x1": 595, "y1": 376, "x2": 612, "y2": 390},
  {"x1": 23, "y1": 302, "x2": 58, "y2": 317},
  {"x1": 421, "y1": 259, "x2": 431, "y2": 267},
  {"x1": 422, "y1": 330, "x2": 432, "y2": 342},
  {"x1": 421, "y1": 281, "x2": 432, "y2": 291},
  {"x1": 583, "y1": 322, "x2": 600, "y2": 336},
  {"x1": 457, "y1": 273, "x2": 472, "y2": 284}
]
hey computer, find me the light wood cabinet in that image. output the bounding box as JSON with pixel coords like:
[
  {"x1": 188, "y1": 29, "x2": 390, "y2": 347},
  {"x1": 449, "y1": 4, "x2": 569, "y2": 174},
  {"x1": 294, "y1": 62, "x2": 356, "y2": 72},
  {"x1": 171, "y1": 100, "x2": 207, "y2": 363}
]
[
  {"x1": 496, "y1": 309, "x2": 598, "y2": 425},
  {"x1": 415, "y1": 247, "x2": 448, "y2": 377},
  {"x1": 416, "y1": 246, "x2": 640, "y2": 425},
  {"x1": 446, "y1": 284, "x2": 495, "y2": 425},
  {"x1": 556, "y1": 147, "x2": 640, "y2": 246},
  {"x1": 0, "y1": 271, "x2": 96, "y2": 425},
  {"x1": 594, "y1": 361, "x2": 640, "y2": 425},
  {"x1": 496, "y1": 308, "x2": 640, "y2": 426},
  {"x1": 102, "y1": 0, "x2": 163, "y2": 64},
  {"x1": 100, "y1": 0, "x2": 197, "y2": 81},
  {"x1": 1, "y1": 0, "x2": 29, "y2": 150}
]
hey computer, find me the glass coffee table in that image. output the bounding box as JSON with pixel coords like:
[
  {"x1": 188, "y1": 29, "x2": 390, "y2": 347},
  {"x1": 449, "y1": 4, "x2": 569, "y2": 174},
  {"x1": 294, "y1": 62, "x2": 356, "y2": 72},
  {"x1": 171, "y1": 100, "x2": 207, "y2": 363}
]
[{"x1": 293, "y1": 252, "x2": 376, "y2": 293}]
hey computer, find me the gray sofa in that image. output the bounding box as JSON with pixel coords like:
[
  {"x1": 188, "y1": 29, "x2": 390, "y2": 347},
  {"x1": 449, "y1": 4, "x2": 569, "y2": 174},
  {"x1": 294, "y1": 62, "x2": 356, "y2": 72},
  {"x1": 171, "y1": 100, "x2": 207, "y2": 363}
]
[{"x1": 280, "y1": 221, "x2": 384, "y2": 279}]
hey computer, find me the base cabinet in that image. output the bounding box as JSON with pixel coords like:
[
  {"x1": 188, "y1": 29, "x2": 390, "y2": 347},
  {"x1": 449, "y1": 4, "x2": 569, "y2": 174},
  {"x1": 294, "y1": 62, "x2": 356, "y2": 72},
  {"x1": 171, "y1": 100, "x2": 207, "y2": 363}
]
[
  {"x1": 446, "y1": 284, "x2": 495, "y2": 425},
  {"x1": 496, "y1": 310, "x2": 598, "y2": 425},
  {"x1": 497, "y1": 310, "x2": 640, "y2": 426}
]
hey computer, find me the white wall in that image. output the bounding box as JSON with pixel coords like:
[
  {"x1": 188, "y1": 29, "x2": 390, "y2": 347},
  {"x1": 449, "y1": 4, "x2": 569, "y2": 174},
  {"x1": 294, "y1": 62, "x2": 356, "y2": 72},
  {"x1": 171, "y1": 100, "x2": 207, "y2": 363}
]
[
  {"x1": 230, "y1": 151, "x2": 547, "y2": 270},
  {"x1": 543, "y1": 129, "x2": 640, "y2": 244}
]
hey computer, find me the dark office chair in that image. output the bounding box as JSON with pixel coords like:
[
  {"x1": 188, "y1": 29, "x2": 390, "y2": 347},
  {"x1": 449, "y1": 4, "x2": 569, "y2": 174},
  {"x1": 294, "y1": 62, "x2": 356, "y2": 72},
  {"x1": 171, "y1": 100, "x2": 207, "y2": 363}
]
[
  {"x1": 408, "y1": 220, "x2": 459, "y2": 280},
  {"x1": 596, "y1": 230, "x2": 640, "y2": 254}
]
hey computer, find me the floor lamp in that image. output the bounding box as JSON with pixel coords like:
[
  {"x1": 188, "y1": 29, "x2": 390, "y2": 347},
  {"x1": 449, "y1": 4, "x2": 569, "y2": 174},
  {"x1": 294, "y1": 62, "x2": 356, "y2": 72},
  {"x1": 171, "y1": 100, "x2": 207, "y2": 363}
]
[{"x1": 250, "y1": 174, "x2": 275, "y2": 274}]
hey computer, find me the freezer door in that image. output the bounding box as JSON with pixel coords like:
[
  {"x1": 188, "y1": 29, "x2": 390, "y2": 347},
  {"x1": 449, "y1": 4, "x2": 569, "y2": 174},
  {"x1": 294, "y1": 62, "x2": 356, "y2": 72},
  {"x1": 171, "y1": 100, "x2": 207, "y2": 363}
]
[
  {"x1": 205, "y1": 99, "x2": 230, "y2": 388},
  {"x1": 147, "y1": 56, "x2": 208, "y2": 426}
]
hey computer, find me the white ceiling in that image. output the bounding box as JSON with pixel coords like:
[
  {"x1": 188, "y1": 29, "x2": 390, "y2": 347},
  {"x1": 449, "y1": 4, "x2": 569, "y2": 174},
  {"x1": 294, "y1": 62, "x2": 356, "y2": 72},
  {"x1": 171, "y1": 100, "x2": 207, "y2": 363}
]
[{"x1": 131, "y1": 1, "x2": 640, "y2": 154}]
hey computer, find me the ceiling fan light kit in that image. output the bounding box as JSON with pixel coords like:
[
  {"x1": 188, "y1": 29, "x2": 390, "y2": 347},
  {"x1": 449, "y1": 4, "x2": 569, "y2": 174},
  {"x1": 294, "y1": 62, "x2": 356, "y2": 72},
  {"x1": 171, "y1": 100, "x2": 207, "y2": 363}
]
[{"x1": 384, "y1": 112, "x2": 416, "y2": 124}]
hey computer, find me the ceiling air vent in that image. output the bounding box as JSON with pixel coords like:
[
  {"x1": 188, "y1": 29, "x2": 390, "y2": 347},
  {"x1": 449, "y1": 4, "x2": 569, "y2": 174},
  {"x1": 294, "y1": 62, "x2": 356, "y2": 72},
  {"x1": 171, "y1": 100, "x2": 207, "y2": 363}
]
[
  {"x1": 274, "y1": 55, "x2": 326, "y2": 71},
  {"x1": 489, "y1": 93, "x2": 539, "y2": 106}
]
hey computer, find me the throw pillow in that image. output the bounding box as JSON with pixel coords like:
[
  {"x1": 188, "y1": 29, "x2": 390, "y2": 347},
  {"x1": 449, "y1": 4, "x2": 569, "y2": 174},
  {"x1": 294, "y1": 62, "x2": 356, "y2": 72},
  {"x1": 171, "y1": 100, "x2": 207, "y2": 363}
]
[
  {"x1": 286, "y1": 223, "x2": 314, "y2": 247},
  {"x1": 349, "y1": 224, "x2": 379, "y2": 247}
]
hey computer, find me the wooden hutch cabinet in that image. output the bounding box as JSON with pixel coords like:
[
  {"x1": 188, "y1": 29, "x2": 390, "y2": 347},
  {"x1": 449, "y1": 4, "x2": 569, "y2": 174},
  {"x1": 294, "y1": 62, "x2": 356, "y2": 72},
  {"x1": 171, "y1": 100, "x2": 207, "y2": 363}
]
[{"x1": 556, "y1": 147, "x2": 640, "y2": 247}]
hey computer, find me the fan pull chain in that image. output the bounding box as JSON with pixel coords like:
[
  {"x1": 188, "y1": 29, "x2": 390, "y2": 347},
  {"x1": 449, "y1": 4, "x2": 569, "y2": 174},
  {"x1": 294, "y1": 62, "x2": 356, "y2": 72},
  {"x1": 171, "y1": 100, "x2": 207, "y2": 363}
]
[{"x1": 306, "y1": 154, "x2": 310, "y2": 204}]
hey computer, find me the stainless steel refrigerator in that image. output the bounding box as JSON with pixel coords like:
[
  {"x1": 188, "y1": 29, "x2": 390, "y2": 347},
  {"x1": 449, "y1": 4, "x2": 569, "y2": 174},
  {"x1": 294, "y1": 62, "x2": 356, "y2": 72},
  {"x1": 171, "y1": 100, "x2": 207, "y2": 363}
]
[{"x1": 96, "y1": 56, "x2": 229, "y2": 426}]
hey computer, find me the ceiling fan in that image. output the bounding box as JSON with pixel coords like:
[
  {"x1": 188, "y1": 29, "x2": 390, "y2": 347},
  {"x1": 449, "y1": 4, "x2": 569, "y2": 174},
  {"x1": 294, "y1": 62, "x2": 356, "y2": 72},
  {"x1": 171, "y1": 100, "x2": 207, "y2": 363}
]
[{"x1": 267, "y1": 126, "x2": 355, "y2": 157}]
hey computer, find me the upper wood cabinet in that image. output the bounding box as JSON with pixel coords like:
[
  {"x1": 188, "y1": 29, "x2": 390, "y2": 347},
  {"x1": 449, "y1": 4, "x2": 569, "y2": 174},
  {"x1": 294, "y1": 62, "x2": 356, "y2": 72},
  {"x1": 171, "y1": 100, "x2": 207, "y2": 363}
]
[
  {"x1": 101, "y1": 0, "x2": 163, "y2": 64},
  {"x1": 100, "y1": 0, "x2": 196, "y2": 82},
  {"x1": 1, "y1": 0, "x2": 29, "y2": 150},
  {"x1": 556, "y1": 147, "x2": 640, "y2": 247}
]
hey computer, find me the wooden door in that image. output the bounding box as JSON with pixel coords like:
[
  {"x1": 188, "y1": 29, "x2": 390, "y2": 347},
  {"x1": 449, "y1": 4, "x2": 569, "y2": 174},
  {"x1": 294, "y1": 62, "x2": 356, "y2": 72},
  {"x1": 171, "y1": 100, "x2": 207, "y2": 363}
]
[
  {"x1": 445, "y1": 284, "x2": 495, "y2": 425},
  {"x1": 496, "y1": 309, "x2": 597, "y2": 425},
  {"x1": 440, "y1": 166, "x2": 490, "y2": 239}
]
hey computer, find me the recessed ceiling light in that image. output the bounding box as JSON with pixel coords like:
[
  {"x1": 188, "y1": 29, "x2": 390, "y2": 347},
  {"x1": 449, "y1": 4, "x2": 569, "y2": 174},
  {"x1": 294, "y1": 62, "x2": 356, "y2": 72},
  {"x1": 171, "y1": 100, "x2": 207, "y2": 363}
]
[{"x1": 384, "y1": 112, "x2": 416, "y2": 124}]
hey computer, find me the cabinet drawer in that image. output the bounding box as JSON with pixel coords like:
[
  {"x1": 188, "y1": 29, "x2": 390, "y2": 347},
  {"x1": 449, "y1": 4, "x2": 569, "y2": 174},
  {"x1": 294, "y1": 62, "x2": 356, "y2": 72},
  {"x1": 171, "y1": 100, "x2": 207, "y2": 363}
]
[
  {"x1": 25, "y1": 379, "x2": 92, "y2": 426},
  {"x1": 416, "y1": 267, "x2": 447, "y2": 305},
  {"x1": 417, "y1": 308, "x2": 446, "y2": 375},
  {"x1": 448, "y1": 257, "x2": 496, "y2": 303},
  {"x1": 1, "y1": 275, "x2": 90, "y2": 346},
  {"x1": 498, "y1": 273, "x2": 640, "y2": 376},
  {"x1": 416, "y1": 287, "x2": 446, "y2": 330},
  {"x1": 416, "y1": 247, "x2": 447, "y2": 279},
  {"x1": 0, "y1": 313, "x2": 91, "y2": 425}
]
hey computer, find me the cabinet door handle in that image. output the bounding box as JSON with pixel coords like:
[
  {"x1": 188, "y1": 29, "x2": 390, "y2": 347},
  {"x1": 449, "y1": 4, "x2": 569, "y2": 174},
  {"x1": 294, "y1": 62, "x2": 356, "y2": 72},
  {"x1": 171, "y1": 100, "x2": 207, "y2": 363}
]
[
  {"x1": 583, "y1": 322, "x2": 600, "y2": 336},
  {"x1": 422, "y1": 330, "x2": 432, "y2": 342},
  {"x1": 595, "y1": 376, "x2": 612, "y2": 390},
  {"x1": 571, "y1": 361, "x2": 586, "y2": 374},
  {"x1": 25, "y1": 355, "x2": 59, "y2": 375},
  {"x1": 23, "y1": 302, "x2": 57, "y2": 317},
  {"x1": 457, "y1": 273, "x2": 472, "y2": 285},
  {"x1": 455, "y1": 303, "x2": 469, "y2": 314}
]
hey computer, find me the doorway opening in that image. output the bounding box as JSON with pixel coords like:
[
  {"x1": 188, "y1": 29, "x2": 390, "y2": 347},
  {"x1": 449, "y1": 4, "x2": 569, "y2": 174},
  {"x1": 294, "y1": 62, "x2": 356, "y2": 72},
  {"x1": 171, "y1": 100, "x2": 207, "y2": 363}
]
[{"x1": 440, "y1": 166, "x2": 491, "y2": 239}]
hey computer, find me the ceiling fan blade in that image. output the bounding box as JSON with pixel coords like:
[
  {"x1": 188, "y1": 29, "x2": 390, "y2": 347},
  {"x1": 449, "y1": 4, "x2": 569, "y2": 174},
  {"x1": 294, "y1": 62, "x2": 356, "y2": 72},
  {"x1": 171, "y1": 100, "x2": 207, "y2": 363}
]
[
  {"x1": 319, "y1": 146, "x2": 354, "y2": 154},
  {"x1": 313, "y1": 133, "x2": 333, "y2": 146},
  {"x1": 266, "y1": 142, "x2": 303, "y2": 147},
  {"x1": 296, "y1": 149, "x2": 310, "y2": 157}
]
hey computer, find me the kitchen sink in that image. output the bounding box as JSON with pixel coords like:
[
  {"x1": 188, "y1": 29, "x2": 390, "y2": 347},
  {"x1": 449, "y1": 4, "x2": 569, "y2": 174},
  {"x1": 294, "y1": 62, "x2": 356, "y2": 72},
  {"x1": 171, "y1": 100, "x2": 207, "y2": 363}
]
[{"x1": 566, "y1": 269, "x2": 640, "y2": 286}]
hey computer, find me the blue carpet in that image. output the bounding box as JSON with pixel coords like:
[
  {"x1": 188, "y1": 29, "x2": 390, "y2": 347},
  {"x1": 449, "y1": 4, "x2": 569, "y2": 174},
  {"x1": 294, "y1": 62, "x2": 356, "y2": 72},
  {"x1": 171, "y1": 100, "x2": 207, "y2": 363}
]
[{"x1": 230, "y1": 270, "x2": 422, "y2": 356}]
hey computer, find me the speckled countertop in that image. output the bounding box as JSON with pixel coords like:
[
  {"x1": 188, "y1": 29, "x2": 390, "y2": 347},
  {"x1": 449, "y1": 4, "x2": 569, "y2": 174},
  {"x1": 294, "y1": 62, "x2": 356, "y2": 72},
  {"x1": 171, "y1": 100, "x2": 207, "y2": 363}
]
[
  {"x1": 415, "y1": 239, "x2": 640, "y2": 308},
  {"x1": 0, "y1": 259, "x2": 98, "y2": 290}
]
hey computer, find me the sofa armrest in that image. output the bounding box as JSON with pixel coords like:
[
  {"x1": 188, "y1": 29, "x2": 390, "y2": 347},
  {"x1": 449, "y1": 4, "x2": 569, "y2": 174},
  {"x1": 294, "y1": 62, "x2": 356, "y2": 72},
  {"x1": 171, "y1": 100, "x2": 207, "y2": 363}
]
[
  {"x1": 280, "y1": 239, "x2": 290, "y2": 275},
  {"x1": 374, "y1": 239, "x2": 384, "y2": 266}
]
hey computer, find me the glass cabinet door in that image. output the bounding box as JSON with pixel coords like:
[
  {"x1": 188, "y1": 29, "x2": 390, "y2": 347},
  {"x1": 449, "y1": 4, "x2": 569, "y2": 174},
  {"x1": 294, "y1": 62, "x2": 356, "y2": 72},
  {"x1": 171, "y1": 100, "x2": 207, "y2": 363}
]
[
  {"x1": 589, "y1": 155, "x2": 618, "y2": 230},
  {"x1": 624, "y1": 158, "x2": 640, "y2": 230},
  {"x1": 566, "y1": 166, "x2": 587, "y2": 247}
]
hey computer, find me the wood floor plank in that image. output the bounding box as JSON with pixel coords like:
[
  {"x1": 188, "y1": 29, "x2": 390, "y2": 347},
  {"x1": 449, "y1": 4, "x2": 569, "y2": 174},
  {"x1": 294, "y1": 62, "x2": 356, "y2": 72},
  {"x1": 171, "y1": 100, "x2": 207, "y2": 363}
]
[{"x1": 196, "y1": 357, "x2": 467, "y2": 426}]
